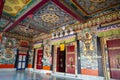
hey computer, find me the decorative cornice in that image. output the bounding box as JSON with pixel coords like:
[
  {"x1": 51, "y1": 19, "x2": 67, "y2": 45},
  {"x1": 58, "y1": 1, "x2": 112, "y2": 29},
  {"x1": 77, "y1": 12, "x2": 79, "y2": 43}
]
[
  {"x1": 3, "y1": 32, "x2": 32, "y2": 41},
  {"x1": 32, "y1": 10, "x2": 120, "y2": 42}
]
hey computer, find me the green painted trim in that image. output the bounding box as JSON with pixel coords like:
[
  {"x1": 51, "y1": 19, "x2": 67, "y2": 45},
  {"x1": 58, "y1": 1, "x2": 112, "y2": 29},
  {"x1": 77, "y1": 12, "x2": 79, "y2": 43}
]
[
  {"x1": 98, "y1": 29, "x2": 120, "y2": 37},
  {"x1": 51, "y1": 37, "x2": 76, "y2": 45}
]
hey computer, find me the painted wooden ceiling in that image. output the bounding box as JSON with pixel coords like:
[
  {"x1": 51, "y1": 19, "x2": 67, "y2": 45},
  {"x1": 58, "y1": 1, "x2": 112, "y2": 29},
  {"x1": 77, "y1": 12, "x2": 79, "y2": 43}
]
[
  {"x1": 3, "y1": 0, "x2": 32, "y2": 17},
  {"x1": 0, "y1": 0, "x2": 120, "y2": 38}
]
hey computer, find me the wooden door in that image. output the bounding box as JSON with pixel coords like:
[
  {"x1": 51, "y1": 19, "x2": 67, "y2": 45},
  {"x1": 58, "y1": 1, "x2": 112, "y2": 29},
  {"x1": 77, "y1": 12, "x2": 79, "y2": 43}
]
[
  {"x1": 66, "y1": 45, "x2": 75, "y2": 74},
  {"x1": 36, "y1": 49, "x2": 43, "y2": 69},
  {"x1": 107, "y1": 39, "x2": 120, "y2": 79},
  {"x1": 56, "y1": 48, "x2": 65, "y2": 72},
  {"x1": 17, "y1": 52, "x2": 27, "y2": 70}
]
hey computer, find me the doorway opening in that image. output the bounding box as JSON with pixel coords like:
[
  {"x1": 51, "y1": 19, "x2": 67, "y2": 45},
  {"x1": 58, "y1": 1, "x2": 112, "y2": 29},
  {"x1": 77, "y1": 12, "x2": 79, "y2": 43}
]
[
  {"x1": 56, "y1": 47, "x2": 66, "y2": 73},
  {"x1": 16, "y1": 51, "x2": 28, "y2": 70}
]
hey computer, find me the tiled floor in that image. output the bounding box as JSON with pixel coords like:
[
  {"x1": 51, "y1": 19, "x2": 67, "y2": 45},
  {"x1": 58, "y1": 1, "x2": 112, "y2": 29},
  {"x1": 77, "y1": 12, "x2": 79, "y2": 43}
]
[
  {"x1": 0, "y1": 69, "x2": 117, "y2": 80},
  {"x1": 0, "y1": 71, "x2": 81, "y2": 80}
]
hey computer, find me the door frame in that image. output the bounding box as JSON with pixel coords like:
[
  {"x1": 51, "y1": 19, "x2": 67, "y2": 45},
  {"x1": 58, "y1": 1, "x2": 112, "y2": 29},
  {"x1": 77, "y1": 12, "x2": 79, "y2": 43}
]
[
  {"x1": 53, "y1": 45, "x2": 66, "y2": 73},
  {"x1": 100, "y1": 35, "x2": 120, "y2": 80},
  {"x1": 53, "y1": 45, "x2": 59, "y2": 73},
  {"x1": 17, "y1": 53, "x2": 27, "y2": 70},
  {"x1": 65, "y1": 41, "x2": 77, "y2": 75},
  {"x1": 16, "y1": 49, "x2": 28, "y2": 70}
]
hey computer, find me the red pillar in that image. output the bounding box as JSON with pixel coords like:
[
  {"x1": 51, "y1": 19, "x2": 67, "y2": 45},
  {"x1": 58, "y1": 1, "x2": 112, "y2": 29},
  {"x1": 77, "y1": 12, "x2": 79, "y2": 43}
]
[{"x1": 0, "y1": 0, "x2": 5, "y2": 17}]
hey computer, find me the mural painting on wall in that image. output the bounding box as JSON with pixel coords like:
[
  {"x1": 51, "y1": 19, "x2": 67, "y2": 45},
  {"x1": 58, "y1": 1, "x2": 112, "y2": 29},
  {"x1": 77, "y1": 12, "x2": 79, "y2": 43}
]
[
  {"x1": 0, "y1": 37, "x2": 18, "y2": 64},
  {"x1": 79, "y1": 28, "x2": 98, "y2": 69},
  {"x1": 42, "y1": 39, "x2": 52, "y2": 66}
]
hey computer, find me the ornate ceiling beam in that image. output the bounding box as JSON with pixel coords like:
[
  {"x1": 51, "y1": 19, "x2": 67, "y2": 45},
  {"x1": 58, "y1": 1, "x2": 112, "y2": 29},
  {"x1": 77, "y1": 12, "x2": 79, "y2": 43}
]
[
  {"x1": 52, "y1": 0, "x2": 83, "y2": 23},
  {"x1": 3, "y1": 0, "x2": 49, "y2": 32}
]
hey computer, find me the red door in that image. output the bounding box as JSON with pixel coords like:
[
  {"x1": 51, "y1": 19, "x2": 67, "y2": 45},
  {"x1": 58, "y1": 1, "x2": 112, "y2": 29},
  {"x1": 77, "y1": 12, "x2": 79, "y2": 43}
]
[
  {"x1": 107, "y1": 39, "x2": 120, "y2": 79},
  {"x1": 56, "y1": 48, "x2": 65, "y2": 72},
  {"x1": 36, "y1": 49, "x2": 43, "y2": 69},
  {"x1": 66, "y1": 45, "x2": 75, "y2": 74}
]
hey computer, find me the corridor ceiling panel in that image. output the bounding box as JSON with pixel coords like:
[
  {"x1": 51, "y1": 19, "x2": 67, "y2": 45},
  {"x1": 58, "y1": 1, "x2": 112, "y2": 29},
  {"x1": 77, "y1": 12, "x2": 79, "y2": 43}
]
[
  {"x1": 71, "y1": 0, "x2": 120, "y2": 15},
  {"x1": 9, "y1": 24, "x2": 42, "y2": 37},
  {"x1": 1, "y1": 0, "x2": 120, "y2": 38},
  {"x1": 3, "y1": 0, "x2": 33, "y2": 17},
  {"x1": 32, "y1": 2, "x2": 77, "y2": 30},
  {"x1": 62, "y1": 0, "x2": 120, "y2": 16}
]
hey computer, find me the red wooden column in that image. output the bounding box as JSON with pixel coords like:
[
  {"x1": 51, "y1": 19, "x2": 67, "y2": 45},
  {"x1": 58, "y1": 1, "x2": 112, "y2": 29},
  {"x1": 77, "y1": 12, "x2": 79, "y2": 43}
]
[{"x1": 0, "y1": 0, "x2": 4, "y2": 17}]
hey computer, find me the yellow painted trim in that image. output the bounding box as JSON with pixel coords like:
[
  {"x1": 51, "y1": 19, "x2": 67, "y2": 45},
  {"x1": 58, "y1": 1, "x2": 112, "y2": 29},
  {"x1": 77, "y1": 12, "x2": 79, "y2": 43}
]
[
  {"x1": 3, "y1": 0, "x2": 32, "y2": 16},
  {"x1": 108, "y1": 47, "x2": 120, "y2": 50},
  {"x1": 33, "y1": 43, "x2": 42, "y2": 48}
]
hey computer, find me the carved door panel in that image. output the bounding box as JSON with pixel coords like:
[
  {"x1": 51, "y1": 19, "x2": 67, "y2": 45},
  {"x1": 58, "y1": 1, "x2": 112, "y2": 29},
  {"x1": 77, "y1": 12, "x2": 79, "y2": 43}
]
[
  {"x1": 36, "y1": 49, "x2": 43, "y2": 69},
  {"x1": 66, "y1": 45, "x2": 75, "y2": 74},
  {"x1": 107, "y1": 39, "x2": 120, "y2": 79}
]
